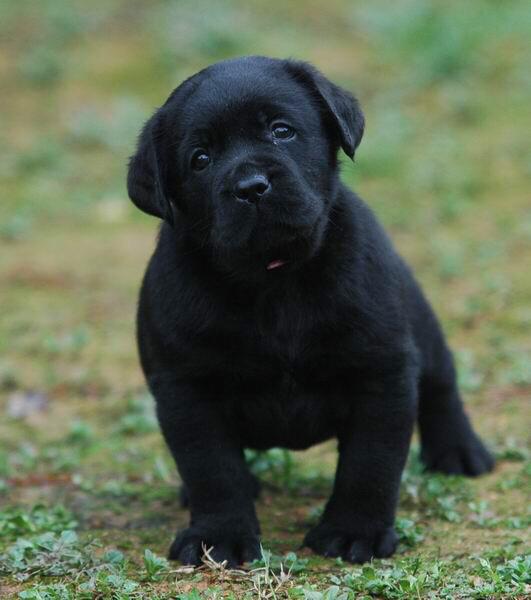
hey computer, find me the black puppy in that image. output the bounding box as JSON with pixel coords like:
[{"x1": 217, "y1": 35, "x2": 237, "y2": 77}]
[{"x1": 127, "y1": 56, "x2": 494, "y2": 566}]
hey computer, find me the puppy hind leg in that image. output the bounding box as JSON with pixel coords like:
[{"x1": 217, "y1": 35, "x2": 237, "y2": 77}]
[{"x1": 418, "y1": 351, "x2": 494, "y2": 476}]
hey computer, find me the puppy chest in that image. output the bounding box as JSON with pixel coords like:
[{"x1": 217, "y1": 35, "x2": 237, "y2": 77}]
[
  {"x1": 187, "y1": 325, "x2": 359, "y2": 387},
  {"x1": 231, "y1": 374, "x2": 341, "y2": 450}
]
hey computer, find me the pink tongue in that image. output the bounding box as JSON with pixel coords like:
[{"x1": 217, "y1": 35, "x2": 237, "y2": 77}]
[{"x1": 266, "y1": 259, "x2": 286, "y2": 270}]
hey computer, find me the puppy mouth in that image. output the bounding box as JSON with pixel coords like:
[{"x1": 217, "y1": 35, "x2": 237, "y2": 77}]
[
  {"x1": 212, "y1": 205, "x2": 326, "y2": 276},
  {"x1": 266, "y1": 258, "x2": 288, "y2": 271},
  {"x1": 261, "y1": 217, "x2": 324, "y2": 271},
  {"x1": 261, "y1": 224, "x2": 309, "y2": 271}
]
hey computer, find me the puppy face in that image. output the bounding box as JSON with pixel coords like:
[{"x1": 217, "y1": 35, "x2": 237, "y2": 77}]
[
  {"x1": 128, "y1": 57, "x2": 364, "y2": 274},
  {"x1": 177, "y1": 64, "x2": 331, "y2": 265}
]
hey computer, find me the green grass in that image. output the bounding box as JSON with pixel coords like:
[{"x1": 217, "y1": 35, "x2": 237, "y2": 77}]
[{"x1": 1, "y1": 0, "x2": 530, "y2": 597}]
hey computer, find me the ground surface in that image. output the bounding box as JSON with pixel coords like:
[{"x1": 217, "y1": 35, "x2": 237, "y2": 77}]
[{"x1": 0, "y1": 1, "x2": 529, "y2": 598}]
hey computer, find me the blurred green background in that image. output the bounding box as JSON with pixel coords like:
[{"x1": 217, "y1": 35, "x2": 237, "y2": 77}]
[{"x1": 0, "y1": 1, "x2": 530, "y2": 597}]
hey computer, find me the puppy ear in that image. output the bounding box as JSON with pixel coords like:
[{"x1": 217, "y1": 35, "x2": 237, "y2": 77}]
[
  {"x1": 127, "y1": 110, "x2": 176, "y2": 225},
  {"x1": 287, "y1": 61, "x2": 365, "y2": 159}
]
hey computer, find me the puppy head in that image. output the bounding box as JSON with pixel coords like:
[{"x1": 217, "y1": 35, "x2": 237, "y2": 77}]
[{"x1": 128, "y1": 56, "x2": 364, "y2": 273}]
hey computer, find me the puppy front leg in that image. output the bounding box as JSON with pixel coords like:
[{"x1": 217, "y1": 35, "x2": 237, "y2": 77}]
[
  {"x1": 151, "y1": 377, "x2": 260, "y2": 567},
  {"x1": 305, "y1": 372, "x2": 416, "y2": 563}
]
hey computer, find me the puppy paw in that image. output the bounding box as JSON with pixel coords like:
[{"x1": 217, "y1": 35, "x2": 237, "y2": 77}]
[
  {"x1": 421, "y1": 436, "x2": 495, "y2": 477},
  {"x1": 169, "y1": 523, "x2": 261, "y2": 567},
  {"x1": 304, "y1": 523, "x2": 397, "y2": 563}
]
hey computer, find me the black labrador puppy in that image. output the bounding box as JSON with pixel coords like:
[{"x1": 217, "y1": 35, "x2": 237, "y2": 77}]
[{"x1": 127, "y1": 56, "x2": 494, "y2": 566}]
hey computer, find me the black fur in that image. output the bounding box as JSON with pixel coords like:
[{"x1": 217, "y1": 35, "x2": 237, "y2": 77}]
[{"x1": 127, "y1": 56, "x2": 494, "y2": 566}]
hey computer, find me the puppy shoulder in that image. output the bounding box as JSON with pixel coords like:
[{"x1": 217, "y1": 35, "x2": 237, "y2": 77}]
[
  {"x1": 335, "y1": 186, "x2": 401, "y2": 273},
  {"x1": 139, "y1": 224, "x2": 218, "y2": 329},
  {"x1": 334, "y1": 188, "x2": 413, "y2": 330}
]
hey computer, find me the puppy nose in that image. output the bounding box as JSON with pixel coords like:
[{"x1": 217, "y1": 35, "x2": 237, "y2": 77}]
[{"x1": 234, "y1": 175, "x2": 271, "y2": 203}]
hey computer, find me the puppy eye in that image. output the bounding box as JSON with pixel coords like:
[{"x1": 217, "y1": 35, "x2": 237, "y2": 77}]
[
  {"x1": 191, "y1": 150, "x2": 210, "y2": 171},
  {"x1": 271, "y1": 123, "x2": 295, "y2": 140}
]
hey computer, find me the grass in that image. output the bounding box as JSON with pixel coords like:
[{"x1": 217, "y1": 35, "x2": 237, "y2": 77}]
[{"x1": 0, "y1": 0, "x2": 530, "y2": 597}]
